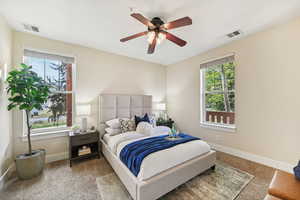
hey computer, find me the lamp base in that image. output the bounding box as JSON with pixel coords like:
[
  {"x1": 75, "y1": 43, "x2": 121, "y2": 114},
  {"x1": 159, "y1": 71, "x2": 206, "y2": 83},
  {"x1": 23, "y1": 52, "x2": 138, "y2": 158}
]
[{"x1": 81, "y1": 118, "x2": 88, "y2": 132}]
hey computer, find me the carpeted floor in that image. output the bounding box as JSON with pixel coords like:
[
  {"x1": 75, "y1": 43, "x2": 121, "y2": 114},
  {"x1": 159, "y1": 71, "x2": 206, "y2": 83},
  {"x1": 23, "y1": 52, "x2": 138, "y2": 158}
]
[
  {"x1": 0, "y1": 152, "x2": 275, "y2": 200},
  {"x1": 97, "y1": 162, "x2": 254, "y2": 200}
]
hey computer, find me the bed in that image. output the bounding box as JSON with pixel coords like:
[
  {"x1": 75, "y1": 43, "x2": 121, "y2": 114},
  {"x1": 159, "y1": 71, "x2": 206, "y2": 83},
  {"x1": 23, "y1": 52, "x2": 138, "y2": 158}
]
[{"x1": 98, "y1": 94, "x2": 216, "y2": 200}]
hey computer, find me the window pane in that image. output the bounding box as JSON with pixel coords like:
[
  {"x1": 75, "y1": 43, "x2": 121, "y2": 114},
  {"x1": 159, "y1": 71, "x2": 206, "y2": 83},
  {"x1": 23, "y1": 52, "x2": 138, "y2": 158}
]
[
  {"x1": 25, "y1": 56, "x2": 45, "y2": 78},
  {"x1": 205, "y1": 66, "x2": 222, "y2": 91},
  {"x1": 201, "y1": 58, "x2": 235, "y2": 126},
  {"x1": 46, "y1": 61, "x2": 67, "y2": 92},
  {"x1": 223, "y1": 62, "x2": 235, "y2": 91},
  {"x1": 228, "y1": 92, "x2": 235, "y2": 112},
  {"x1": 30, "y1": 93, "x2": 72, "y2": 130},
  {"x1": 204, "y1": 93, "x2": 235, "y2": 125},
  {"x1": 25, "y1": 53, "x2": 74, "y2": 131},
  {"x1": 205, "y1": 93, "x2": 225, "y2": 112},
  {"x1": 45, "y1": 59, "x2": 60, "y2": 85}
]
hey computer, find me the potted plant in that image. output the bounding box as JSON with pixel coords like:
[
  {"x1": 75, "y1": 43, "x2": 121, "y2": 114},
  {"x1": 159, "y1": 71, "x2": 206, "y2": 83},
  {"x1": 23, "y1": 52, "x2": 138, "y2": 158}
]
[{"x1": 6, "y1": 63, "x2": 51, "y2": 179}]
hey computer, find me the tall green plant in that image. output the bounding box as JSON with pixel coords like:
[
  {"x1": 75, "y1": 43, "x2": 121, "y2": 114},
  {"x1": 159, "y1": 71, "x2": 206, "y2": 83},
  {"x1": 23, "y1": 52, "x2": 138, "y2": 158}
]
[{"x1": 6, "y1": 64, "x2": 50, "y2": 155}]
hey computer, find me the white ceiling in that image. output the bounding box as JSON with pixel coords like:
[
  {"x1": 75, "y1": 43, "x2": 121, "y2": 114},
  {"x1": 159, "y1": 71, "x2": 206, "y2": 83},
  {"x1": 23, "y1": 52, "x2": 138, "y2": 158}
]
[{"x1": 1, "y1": 0, "x2": 300, "y2": 65}]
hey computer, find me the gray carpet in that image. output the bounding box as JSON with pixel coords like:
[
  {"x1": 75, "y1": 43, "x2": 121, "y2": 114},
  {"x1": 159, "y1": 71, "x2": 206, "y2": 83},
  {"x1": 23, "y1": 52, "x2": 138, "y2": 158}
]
[{"x1": 96, "y1": 162, "x2": 254, "y2": 200}]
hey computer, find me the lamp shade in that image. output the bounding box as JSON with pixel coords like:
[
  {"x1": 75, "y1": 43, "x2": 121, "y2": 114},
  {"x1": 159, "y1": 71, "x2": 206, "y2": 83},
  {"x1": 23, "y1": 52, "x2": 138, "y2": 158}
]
[{"x1": 77, "y1": 104, "x2": 91, "y2": 116}]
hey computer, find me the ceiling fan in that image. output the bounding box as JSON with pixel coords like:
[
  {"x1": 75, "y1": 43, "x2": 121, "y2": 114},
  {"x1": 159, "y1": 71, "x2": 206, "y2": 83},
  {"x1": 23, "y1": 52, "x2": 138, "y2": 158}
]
[{"x1": 120, "y1": 13, "x2": 192, "y2": 54}]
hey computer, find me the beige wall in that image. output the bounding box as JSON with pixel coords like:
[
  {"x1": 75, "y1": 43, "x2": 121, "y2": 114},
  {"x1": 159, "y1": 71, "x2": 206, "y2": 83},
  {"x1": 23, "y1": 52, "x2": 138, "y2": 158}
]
[
  {"x1": 0, "y1": 15, "x2": 13, "y2": 176},
  {"x1": 12, "y1": 32, "x2": 166, "y2": 157},
  {"x1": 167, "y1": 16, "x2": 300, "y2": 166},
  {"x1": 9, "y1": 15, "x2": 300, "y2": 169}
]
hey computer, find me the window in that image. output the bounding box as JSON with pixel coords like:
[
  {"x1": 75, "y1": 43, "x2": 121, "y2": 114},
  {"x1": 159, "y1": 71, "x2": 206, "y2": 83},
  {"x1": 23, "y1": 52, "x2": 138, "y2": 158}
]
[
  {"x1": 200, "y1": 55, "x2": 235, "y2": 130},
  {"x1": 23, "y1": 49, "x2": 75, "y2": 134}
]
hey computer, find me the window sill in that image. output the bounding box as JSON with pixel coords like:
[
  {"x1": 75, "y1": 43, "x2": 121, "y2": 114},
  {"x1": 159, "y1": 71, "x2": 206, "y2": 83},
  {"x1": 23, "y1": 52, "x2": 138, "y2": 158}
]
[
  {"x1": 200, "y1": 122, "x2": 236, "y2": 133},
  {"x1": 21, "y1": 128, "x2": 71, "y2": 142}
]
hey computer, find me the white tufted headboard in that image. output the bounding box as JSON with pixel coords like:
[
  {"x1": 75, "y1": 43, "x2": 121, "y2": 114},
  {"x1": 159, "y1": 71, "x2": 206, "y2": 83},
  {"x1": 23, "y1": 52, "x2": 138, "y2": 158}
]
[{"x1": 98, "y1": 94, "x2": 152, "y2": 135}]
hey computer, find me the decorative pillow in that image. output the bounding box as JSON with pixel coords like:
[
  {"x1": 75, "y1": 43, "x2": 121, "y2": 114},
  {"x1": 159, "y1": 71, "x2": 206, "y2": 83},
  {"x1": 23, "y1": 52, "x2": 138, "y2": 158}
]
[
  {"x1": 134, "y1": 113, "x2": 150, "y2": 126},
  {"x1": 105, "y1": 118, "x2": 121, "y2": 129},
  {"x1": 105, "y1": 127, "x2": 122, "y2": 136},
  {"x1": 106, "y1": 118, "x2": 129, "y2": 129},
  {"x1": 136, "y1": 122, "x2": 153, "y2": 135},
  {"x1": 148, "y1": 114, "x2": 156, "y2": 127},
  {"x1": 119, "y1": 119, "x2": 136, "y2": 133}
]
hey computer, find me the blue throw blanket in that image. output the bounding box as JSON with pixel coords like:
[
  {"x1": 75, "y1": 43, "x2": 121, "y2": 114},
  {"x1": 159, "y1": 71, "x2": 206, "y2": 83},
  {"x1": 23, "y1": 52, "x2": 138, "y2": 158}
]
[{"x1": 119, "y1": 133, "x2": 200, "y2": 176}]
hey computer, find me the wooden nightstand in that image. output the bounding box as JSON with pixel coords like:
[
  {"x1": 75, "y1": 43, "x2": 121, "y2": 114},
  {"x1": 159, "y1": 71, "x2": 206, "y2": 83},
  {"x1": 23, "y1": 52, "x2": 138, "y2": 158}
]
[{"x1": 69, "y1": 131, "x2": 100, "y2": 167}]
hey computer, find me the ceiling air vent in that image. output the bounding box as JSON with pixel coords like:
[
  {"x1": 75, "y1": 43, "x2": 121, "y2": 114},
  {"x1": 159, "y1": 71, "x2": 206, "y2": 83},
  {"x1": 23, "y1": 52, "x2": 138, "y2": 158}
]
[
  {"x1": 23, "y1": 24, "x2": 40, "y2": 33},
  {"x1": 227, "y1": 30, "x2": 241, "y2": 38}
]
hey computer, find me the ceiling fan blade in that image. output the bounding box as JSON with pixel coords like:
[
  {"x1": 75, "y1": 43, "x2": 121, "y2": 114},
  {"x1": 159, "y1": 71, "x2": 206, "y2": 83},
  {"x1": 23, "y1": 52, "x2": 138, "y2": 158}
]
[
  {"x1": 162, "y1": 16, "x2": 192, "y2": 30},
  {"x1": 131, "y1": 13, "x2": 154, "y2": 27},
  {"x1": 120, "y1": 31, "x2": 148, "y2": 42},
  {"x1": 162, "y1": 31, "x2": 187, "y2": 47},
  {"x1": 147, "y1": 33, "x2": 157, "y2": 54}
]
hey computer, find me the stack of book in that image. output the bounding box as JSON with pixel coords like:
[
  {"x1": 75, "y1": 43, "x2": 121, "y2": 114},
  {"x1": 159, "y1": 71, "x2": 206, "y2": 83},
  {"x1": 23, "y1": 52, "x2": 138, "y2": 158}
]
[{"x1": 78, "y1": 146, "x2": 91, "y2": 156}]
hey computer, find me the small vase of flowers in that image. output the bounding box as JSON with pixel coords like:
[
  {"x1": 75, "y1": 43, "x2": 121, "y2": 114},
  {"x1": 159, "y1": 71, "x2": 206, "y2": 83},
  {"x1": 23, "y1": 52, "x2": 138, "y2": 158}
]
[{"x1": 171, "y1": 124, "x2": 179, "y2": 138}]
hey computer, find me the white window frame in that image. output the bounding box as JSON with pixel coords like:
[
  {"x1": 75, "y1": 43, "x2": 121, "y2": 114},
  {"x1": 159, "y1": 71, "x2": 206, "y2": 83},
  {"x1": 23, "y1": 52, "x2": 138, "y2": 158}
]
[
  {"x1": 22, "y1": 49, "x2": 76, "y2": 138},
  {"x1": 200, "y1": 54, "x2": 236, "y2": 132}
]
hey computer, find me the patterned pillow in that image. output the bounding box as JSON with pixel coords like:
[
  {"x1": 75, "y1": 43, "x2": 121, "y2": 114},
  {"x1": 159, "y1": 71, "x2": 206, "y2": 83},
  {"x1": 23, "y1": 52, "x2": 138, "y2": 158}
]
[{"x1": 119, "y1": 119, "x2": 136, "y2": 133}]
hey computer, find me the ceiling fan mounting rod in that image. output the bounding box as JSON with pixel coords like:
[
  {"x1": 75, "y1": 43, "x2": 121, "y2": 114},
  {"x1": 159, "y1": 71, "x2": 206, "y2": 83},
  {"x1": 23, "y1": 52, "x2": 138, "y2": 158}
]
[{"x1": 150, "y1": 17, "x2": 164, "y2": 29}]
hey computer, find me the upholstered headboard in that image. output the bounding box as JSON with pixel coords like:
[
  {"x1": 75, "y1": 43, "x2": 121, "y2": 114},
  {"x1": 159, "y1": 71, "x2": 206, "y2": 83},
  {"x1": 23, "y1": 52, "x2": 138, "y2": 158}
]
[{"x1": 98, "y1": 94, "x2": 152, "y2": 135}]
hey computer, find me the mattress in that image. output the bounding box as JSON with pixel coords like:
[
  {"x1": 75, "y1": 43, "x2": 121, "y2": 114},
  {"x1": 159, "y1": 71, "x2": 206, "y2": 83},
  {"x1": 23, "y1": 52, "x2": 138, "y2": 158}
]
[{"x1": 103, "y1": 132, "x2": 211, "y2": 181}]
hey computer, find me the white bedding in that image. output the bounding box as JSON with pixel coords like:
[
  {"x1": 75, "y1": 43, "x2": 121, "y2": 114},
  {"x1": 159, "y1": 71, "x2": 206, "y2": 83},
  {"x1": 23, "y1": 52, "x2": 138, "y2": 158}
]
[
  {"x1": 103, "y1": 131, "x2": 146, "y2": 153},
  {"x1": 103, "y1": 131, "x2": 211, "y2": 181}
]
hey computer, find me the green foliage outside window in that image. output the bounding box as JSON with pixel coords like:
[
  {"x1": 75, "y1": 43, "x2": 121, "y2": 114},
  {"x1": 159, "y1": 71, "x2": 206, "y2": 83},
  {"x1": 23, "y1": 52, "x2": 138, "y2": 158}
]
[{"x1": 204, "y1": 62, "x2": 235, "y2": 112}]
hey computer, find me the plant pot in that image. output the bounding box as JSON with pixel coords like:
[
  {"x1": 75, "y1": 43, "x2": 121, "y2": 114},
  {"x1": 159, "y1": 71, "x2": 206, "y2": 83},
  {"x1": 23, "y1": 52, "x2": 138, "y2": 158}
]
[{"x1": 15, "y1": 149, "x2": 46, "y2": 180}]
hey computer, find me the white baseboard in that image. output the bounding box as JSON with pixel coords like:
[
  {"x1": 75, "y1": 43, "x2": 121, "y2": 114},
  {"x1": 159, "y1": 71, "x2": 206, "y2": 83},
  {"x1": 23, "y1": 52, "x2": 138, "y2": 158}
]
[
  {"x1": 45, "y1": 152, "x2": 68, "y2": 163},
  {"x1": 209, "y1": 142, "x2": 294, "y2": 173}
]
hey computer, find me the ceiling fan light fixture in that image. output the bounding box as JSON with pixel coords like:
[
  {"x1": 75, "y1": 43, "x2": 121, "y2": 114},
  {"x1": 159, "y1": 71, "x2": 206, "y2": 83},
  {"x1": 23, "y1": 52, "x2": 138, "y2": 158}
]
[
  {"x1": 157, "y1": 32, "x2": 166, "y2": 44},
  {"x1": 147, "y1": 31, "x2": 155, "y2": 43}
]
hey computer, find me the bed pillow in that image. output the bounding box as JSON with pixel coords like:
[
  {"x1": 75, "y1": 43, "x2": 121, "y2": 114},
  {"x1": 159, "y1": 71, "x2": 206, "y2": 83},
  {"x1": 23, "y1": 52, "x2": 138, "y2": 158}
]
[
  {"x1": 105, "y1": 118, "x2": 121, "y2": 129},
  {"x1": 119, "y1": 119, "x2": 136, "y2": 133},
  {"x1": 151, "y1": 126, "x2": 171, "y2": 136},
  {"x1": 106, "y1": 118, "x2": 129, "y2": 129},
  {"x1": 105, "y1": 127, "x2": 122, "y2": 136},
  {"x1": 134, "y1": 113, "x2": 150, "y2": 126},
  {"x1": 148, "y1": 114, "x2": 156, "y2": 127},
  {"x1": 136, "y1": 122, "x2": 153, "y2": 135}
]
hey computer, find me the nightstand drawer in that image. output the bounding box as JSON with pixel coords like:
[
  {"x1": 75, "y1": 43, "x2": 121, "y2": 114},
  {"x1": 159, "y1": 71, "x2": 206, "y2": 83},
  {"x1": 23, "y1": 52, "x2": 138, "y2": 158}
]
[{"x1": 71, "y1": 133, "x2": 98, "y2": 146}]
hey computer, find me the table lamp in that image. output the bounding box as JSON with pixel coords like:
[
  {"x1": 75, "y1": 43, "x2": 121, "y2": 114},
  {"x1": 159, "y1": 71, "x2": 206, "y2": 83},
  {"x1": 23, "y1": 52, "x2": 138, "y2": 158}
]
[{"x1": 77, "y1": 104, "x2": 91, "y2": 132}]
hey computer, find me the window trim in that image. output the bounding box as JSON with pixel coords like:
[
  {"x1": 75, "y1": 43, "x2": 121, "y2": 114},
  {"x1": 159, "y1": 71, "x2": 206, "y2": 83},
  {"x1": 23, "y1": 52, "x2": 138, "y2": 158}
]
[
  {"x1": 21, "y1": 128, "x2": 70, "y2": 142},
  {"x1": 200, "y1": 122, "x2": 236, "y2": 132},
  {"x1": 199, "y1": 54, "x2": 236, "y2": 132},
  {"x1": 22, "y1": 49, "x2": 77, "y2": 137}
]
